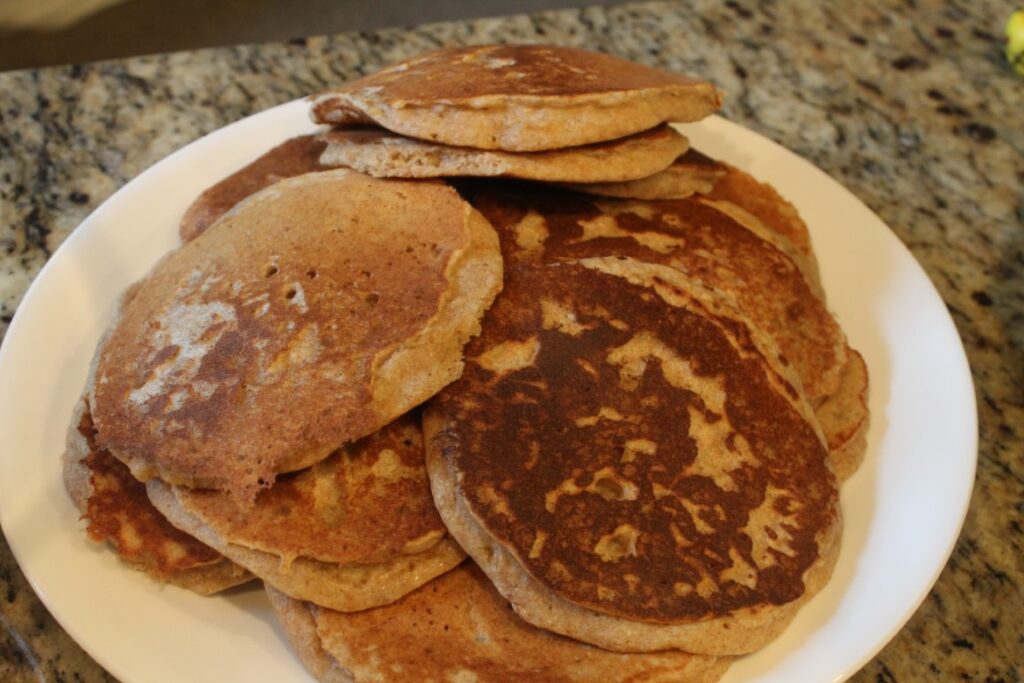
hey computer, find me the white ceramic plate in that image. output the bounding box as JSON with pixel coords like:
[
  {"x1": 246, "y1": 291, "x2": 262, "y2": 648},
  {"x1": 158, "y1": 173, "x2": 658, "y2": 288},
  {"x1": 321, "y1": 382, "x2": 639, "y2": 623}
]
[{"x1": 0, "y1": 100, "x2": 977, "y2": 683}]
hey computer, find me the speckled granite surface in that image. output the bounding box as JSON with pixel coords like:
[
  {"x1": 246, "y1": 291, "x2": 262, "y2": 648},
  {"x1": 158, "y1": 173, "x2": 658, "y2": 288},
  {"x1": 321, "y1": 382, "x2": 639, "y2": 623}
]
[{"x1": 0, "y1": 0, "x2": 1021, "y2": 681}]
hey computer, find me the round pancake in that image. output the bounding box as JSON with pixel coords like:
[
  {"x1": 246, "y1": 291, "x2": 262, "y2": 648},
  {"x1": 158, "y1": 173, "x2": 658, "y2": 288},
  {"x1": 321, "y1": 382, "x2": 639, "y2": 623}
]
[
  {"x1": 310, "y1": 45, "x2": 722, "y2": 152},
  {"x1": 145, "y1": 411, "x2": 466, "y2": 611},
  {"x1": 318, "y1": 124, "x2": 688, "y2": 182},
  {"x1": 63, "y1": 396, "x2": 251, "y2": 595},
  {"x1": 266, "y1": 564, "x2": 732, "y2": 683},
  {"x1": 179, "y1": 134, "x2": 327, "y2": 243},
  {"x1": 424, "y1": 259, "x2": 840, "y2": 655},
  {"x1": 460, "y1": 180, "x2": 848, "y2": 409},
  {"x1": 561, "y1": 148, "x2": 727, "y2": 200},
  {"x1": 90, "y1": 169, "x2": 503, "y2": 501}
]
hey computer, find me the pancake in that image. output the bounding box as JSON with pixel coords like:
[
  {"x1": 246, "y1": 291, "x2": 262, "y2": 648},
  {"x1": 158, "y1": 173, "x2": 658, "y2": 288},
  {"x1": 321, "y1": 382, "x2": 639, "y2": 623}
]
[
  {"x1": 146, "y1": 411, "x2": 465, "y2": 611},
  {"x1": 561, "y1": 148, "x2": 727, "y2": 200},
  {"x1": 817, "y1": 349, "x2": 870, "y2": 480},
  {"x1": 705, "y1": 162, "x2": 815, "y2": 267},
  {"x1": 459, "y1": 180, "x2": 849, "y2": 411},
  {"x1": 424, "y1": 259, "x2": 841, "y2": 655},
  {"x1": 267, "y1": 564, "x2": 731, "y2": 682},
  {"x1": 310, "y1": 45, "x2": 722, "y2": 152},
  {"x1": 318, "y1": 124, "x2": 688, "y2": 182},
  {"x1": 63, "y1": 396, "x2": 251, "y2": 594},
  {"x1": 90, "y1": 169, "x2": 503, "y2": 501},
  {"x1": 180, "y1": 134, "x2": 327, "y2": 243}
]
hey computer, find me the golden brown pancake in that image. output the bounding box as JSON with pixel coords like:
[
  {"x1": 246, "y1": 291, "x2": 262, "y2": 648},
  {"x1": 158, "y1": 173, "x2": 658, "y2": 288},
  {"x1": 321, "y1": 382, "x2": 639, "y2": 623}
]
[
  {"x1": 561, "y1": 148, "x2": 727, "y2": 200},
  {"x1": 62, "y1": 397, "x2": 251, "y2": 594},
  {"x1": 179, "y1": 134, "x2": 327, "y2": 243},
  {"x1": 90, "y1": 169, "x2": 503, "y2": 501},
  {"x1": 267, "y1": 564, "x2": 731, "y2": 682},
  {"x1": 318, "y1": 124, "x2": 688, "y2": 182},
  {"x1": 146, "y1": 411, "x2": 465, "y2": 611},
  {"x1": 706, "y1": 162, "x2": 815, "y2": 266},
  {"x1": 459, "y1": 180, "x2": 848, "y2": 410},
  {"x1": 424, "y1": 259, "x2": 841, "y2": 655},
  {"x1": 311, "y1": 45, "x2": 722, "y2": 151}
]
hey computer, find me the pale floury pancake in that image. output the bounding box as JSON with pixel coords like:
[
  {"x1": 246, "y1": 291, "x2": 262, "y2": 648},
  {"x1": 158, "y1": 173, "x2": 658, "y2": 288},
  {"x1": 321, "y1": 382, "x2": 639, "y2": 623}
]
[
  {"x1": 267, "y1": 563, "x2": 731, "y2": 683},
  {"x1": 90, "y1": 169, "x2": 502, "y2": 501},
  {"x1": 425, "y1": 259, "x2": 841, "y2": 655},
  {"x1": 311, "y1": 45, "x2": 722, "y2": 151},
  {"x1": 147, "y1": 411, "x2": 465, "y2": 611},
  {"x1": 318, "y1": 125, "x2": 688, "y2": 182}
]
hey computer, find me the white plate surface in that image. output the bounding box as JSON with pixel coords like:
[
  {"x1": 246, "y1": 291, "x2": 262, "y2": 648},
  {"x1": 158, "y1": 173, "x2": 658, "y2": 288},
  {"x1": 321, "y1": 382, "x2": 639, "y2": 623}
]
[{"x1": 0, "y1": 100, "x2": 977, "y2": 683}]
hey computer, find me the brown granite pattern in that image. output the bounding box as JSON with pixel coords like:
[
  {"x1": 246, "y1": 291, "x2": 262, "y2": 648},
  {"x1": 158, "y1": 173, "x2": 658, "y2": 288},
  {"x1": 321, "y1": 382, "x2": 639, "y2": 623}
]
[{"x1": 0, "y1": 0, "x2": 1021, "y2": 681}]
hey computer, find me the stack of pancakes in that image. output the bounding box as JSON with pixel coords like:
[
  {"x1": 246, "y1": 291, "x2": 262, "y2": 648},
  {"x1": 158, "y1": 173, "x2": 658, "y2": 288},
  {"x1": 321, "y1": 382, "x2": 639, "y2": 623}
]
[{"x1": 64, "y1": 44, "x2": 868, "y2": 682}]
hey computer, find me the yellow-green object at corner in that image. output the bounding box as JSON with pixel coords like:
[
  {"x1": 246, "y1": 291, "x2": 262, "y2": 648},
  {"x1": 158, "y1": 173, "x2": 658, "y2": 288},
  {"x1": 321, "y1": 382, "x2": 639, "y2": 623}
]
[{"x1": 1007, "y1": 10, "x2": 1024, "y2": 75}]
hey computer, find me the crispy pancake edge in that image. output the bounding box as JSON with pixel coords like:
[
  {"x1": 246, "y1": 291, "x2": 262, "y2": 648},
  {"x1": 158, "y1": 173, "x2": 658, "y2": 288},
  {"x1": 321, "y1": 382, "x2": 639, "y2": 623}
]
[
  {"x1": 147, "y1": 479, "x2": 465, "y2": 611},
  {"x1": 266, "y1": 584, "x2": 353, "y2": 683},
  {"x1": 819, "y1": 348, "x2": 871, "y2": 481},
  {"x1": 318, "y1": 125, "x2": 688, "y2": 182},
  {"x1": 559, "y1": 148, "x2": 727, "y2": 199},
  {"x1": 271, "y1": 563, "x2": 731, "y2": 683},
  {"x1": 62, "y1": 396, "x2": 251, "y2": 595}
]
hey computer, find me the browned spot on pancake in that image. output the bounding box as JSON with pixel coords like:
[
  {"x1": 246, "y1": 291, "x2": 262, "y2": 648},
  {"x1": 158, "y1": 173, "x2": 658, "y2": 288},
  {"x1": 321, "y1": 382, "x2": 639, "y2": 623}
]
[
  {"x1": 174, "y1": 410, "x2": 448, "y2": 565},
  {"x1": 179, "y1": 135, "x2": 327, "y2": 243},
  {"x1": 433, "y1": 263, "x2": 836, "y2": 623},
  {"x1": 77, "y1": 406, "x2": 222, "y2": 576},
  {"x1": 458, "y1": 181, "x2": 844, "y2": 404}
]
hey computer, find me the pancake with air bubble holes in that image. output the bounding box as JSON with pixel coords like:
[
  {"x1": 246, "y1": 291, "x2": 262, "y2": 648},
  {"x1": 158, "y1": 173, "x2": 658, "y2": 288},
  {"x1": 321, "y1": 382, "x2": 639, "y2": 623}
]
[
  {"x1": 89, "y1": 169, "x2": 503, "y2": 502},
  {"x1": 424, "y1": 258, "x2": 841, "y2": 656},
  {"x1": 266, "y1": 563, "x2": 732, "y2": 683},
  {"x1": 310, "y1": 45, "x2": 722, "y2": 152},
  {"x1": 63, "y1": 395, "x2": 252, "y2": 595},
  {"x1": 146, "y1": 410, "x2": 466, "y2": 612}
]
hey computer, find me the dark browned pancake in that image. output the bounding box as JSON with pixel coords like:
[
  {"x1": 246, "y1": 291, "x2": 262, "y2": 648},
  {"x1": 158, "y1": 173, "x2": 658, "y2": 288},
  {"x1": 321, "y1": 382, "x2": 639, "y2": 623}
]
[
  {"x1": 458, "y1": 180, "x2": 848, "y2": 410},
  {"x1": 90, "y1": 170, "x2": 502, "y2": 501},
  {"x1": 179, "y1": 134, "x2": 327, "y2": 243},
  {"x1": 62, "y1": 397, "x2": 251, "y2": 594},
  {"x1": 424, "y1": 259, "x2": 841, "y2": 655},
  {"x1": 268, "y1": 564, "x2": 731, "y2": 682},
  {"x1": 311, "y1": 45, "x2": 722, "y2": 151},
  {"x1": 146, "y1": 410, "x2": 465, "y2": 611}
]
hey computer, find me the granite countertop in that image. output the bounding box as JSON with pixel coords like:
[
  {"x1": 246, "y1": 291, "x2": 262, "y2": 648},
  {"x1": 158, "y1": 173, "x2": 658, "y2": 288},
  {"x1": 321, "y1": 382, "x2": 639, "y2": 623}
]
[{"x1": 1, "y1": 0, "x2": 1021, "y2": 680}]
